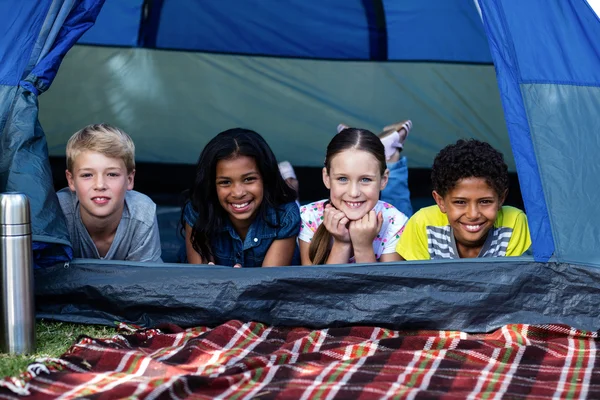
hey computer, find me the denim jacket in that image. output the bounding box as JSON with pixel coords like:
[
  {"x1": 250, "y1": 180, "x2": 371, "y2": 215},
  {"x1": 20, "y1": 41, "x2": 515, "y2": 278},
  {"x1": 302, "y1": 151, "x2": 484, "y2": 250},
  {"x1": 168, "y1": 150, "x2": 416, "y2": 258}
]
[{"x1": 184, "y1": 201, "x2": 300, "y2": 267}]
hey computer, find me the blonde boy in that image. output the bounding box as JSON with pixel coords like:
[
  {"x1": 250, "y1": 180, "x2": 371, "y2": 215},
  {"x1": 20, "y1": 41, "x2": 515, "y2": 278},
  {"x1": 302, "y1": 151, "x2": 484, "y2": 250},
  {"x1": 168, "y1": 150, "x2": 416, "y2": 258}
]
[{"x1": 57, "y1": 124, "x2": 162, "y2": 262}]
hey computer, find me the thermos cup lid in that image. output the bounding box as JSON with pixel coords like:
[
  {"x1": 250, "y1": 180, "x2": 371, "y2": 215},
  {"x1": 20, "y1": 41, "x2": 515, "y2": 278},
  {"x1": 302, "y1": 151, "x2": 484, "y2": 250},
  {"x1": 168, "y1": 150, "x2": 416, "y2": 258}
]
[{"x1": 0, "y1": 193, "x2": 31, "y2": 226}]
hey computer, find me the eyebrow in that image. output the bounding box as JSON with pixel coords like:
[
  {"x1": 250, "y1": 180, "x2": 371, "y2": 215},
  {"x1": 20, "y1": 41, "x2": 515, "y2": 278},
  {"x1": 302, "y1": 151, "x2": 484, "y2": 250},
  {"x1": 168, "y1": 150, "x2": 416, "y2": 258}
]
[
  {"x1": 77, "y1": 167, "x2": 123, "y2": 172},
  {"x1": 331, "y1": 173, "x2": 378, "y2": 178},
  {"x1": 451, "y1": 196, "x2": 495, "y2": 200},
  {"x1": 216, "y1": 171, "x2": 259, "y2": 179}
]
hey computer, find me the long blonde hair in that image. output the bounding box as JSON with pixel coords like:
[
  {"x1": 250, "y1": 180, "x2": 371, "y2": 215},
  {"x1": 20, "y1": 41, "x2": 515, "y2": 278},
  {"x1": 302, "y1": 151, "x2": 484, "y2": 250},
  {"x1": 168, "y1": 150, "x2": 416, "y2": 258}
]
[{"x1": 308, "y1": 128, "x2": 386, "y2": 265}]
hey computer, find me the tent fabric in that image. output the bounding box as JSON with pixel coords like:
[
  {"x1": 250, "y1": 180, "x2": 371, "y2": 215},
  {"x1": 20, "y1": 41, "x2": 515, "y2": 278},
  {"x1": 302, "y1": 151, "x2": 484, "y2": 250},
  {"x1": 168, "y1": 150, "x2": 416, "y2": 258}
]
[
  {"x1": 476, "y1": 0, "x2": 555, "y2": 262},
  {"x1": 35, "y1": 259, "x2": 600, "y2": 332},
  {"x1": 501, "y1": 1, "x2": 600, "y2": 85},
  {"x1": 26, "y1": 0, "x2": 106, "y2": 95},
  {"x1": 383, "y1": 0, "x2": 492, "y2": 63},
  {"x1": 0, "y1": 0, "x2": 105, "y2": 265},
  {"x1": 155, "y1": 0, "x2": 372, "y2": 59},
  {"x1": 0, "y1": 2, "x2": 51, "y2": 86},
  {"x1": 479, "y1": 0, "x2": 600, "y2": 264},
  {"x1": 80, "y1": 0, "x2": 492, "y2": 62},
  {"x1": 78, "y1": 0, "x2": 143, "y2": 47},
  {"x1": 0, "y1": 85, "x2": 74, "y2": 267},
  {"x1": 39, "y1": 46, "x2": 513, "y2": 170},
  {"x1": 523, "y1": 84, "x2": 600, "y2": 265}
]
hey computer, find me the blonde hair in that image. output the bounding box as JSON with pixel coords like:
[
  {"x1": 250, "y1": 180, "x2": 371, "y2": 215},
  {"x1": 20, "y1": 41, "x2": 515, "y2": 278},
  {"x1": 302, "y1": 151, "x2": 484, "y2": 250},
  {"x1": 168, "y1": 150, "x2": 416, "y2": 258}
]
[{"x1": 66, "y1": 124, "x2": 135, "y2": 173}]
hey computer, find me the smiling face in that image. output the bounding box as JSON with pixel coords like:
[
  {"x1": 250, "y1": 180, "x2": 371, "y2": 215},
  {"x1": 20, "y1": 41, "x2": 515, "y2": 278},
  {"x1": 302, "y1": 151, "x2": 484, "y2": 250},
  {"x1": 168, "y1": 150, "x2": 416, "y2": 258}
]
[
  {"x1": 323, "y1": 149, "x2": 388, "y2": 221},
  {"x1": 215, "y1": 155, "x2": 264, "y2": 235},
  {"x1": 66, "y1": 151, "x2": 134, "y2": 224},
  {"x1": 433, "y1": 177, "x2": 506, "y2": 258}
]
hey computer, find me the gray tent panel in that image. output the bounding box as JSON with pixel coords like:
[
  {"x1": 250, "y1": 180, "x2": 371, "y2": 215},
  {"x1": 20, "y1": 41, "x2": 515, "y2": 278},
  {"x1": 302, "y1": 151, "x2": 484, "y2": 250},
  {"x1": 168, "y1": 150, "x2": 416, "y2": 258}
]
[
  {"x1": 522, "y1": 83, "x2": 600, "y2": 265},
  {"x1": 36, "y1": 259, "x2": 600, "y2": 333},
  {"x1": 40, "y1": 46, "x2": 515, "y2": 170}
]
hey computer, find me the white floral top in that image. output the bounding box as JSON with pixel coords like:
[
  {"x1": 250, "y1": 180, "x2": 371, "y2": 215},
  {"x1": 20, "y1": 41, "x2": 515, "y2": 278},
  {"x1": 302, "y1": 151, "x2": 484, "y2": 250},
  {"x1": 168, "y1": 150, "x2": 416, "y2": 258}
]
[{"x1": 299, "y1": 200, "x2": 408, "y2": 262}]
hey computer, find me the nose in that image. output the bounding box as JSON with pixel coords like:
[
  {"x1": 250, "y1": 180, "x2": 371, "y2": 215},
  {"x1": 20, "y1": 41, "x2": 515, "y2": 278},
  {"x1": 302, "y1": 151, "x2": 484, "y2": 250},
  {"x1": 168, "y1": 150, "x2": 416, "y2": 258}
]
[
  {"x1": 348, "y1": 181, "x2": 360, "y2": 198},
  {"x1": 232, "y1": 182, "x2": 246, "y2": 198},
  {"x1": 94, "y1": 175, "x2": 106, "y2": 190},
  {"x1": 466, "y1": 203, "x2": 480, "y2": 219}
]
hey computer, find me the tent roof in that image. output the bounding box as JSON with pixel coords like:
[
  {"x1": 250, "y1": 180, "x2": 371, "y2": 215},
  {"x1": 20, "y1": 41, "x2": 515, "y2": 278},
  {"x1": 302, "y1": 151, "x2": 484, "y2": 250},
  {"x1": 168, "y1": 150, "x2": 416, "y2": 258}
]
[{"x1": 79, "y1": 0, "x2": 492, "y2": 63}]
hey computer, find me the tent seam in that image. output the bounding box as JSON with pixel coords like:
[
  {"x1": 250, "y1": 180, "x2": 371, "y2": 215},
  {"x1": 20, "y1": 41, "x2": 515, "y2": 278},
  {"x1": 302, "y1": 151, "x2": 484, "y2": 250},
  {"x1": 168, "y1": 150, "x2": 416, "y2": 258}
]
[
  {"x1": 67, "y1": 43, "x2": 495, "y2": 64},
  {"x1": 520, "y1": 79, "x2": 600, "y2": 87}
]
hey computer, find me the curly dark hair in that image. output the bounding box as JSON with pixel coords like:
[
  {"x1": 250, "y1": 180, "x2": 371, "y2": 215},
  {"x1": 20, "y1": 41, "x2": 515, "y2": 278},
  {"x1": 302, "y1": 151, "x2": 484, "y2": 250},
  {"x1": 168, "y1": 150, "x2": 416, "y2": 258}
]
[{"x1": 431, "y1": 139, "x2": 509, "y2": 197}]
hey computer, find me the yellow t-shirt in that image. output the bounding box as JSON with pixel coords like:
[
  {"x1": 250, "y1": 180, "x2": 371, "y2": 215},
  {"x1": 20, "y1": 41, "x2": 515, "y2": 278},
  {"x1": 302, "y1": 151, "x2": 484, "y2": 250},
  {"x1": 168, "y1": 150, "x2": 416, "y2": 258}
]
[{"x1": 396, "y1": 205, "x2": 531, "y2": 260}]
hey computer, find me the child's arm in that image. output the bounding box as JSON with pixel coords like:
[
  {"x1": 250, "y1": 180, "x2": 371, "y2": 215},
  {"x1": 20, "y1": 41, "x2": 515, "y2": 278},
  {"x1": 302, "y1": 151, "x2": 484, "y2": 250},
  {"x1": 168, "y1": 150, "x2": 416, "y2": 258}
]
[
  {"x1": 298, "y1": 205, "x2": 352, "y2": 265},
  {"x1": 323, "y1": 205, "x2": 352, "y2": 264},
  {"x1": 127, "y1": 215, "x2": 163, "y2": 262},
  {"x1": 299, "y1": 239, "x2": 312, "y2": 265},
  {"x1": 349, "y1": 210, "x2": 383, "y2": 264},
  {"x1": 379, "y1": 252, "x2": 402, "y2": 263},
  {"x1": 299, "y1": 236, "x2": 353, "y2": 265},
  {"x1": 185, "y1": 223, "x2": 206, "y2": 264},
  {"x1": 262, "y1": 237, "x2": 297, "y2": 267},
  {"x1": 298, "y1": 203, "x2": 317, "y2": 265},
  {"x1": 326, "y1": 240, "x2": 353, "y2": 264}
]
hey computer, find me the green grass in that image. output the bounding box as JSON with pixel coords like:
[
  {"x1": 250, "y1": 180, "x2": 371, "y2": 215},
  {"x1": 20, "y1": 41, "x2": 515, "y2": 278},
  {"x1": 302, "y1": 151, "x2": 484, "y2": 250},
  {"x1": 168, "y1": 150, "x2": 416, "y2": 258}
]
[{"x1": 0, "y1": 320, "x2": 115, "y2": 378}]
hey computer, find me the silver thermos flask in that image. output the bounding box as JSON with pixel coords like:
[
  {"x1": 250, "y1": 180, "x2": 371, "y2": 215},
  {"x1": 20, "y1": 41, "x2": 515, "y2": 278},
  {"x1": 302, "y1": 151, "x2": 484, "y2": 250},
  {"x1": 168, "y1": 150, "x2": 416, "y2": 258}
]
[{"x1": 0, "y1": 193, "x2": 35, "y2": 354}]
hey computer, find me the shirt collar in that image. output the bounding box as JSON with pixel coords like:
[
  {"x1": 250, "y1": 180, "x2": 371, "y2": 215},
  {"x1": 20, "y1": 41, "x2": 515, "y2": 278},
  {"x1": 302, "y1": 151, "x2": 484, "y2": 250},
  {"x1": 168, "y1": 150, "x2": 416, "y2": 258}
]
[{"x1": 220, "y1": 206, "x2": 278, "y2": 239}]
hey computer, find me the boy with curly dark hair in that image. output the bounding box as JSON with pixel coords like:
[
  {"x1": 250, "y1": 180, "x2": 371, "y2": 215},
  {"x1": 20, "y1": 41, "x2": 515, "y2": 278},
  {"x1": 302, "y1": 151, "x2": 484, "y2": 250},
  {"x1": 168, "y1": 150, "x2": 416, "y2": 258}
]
[{"x1": 396, "y1": 139, "x2": 531, "y2": 260}]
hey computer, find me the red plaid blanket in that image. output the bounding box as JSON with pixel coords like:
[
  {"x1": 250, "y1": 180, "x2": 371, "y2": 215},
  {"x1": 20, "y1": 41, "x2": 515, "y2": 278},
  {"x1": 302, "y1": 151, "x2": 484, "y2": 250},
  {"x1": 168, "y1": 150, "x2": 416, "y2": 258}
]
[{"x1": 1, "y1": 321, "x2": 599, "y2": 399}]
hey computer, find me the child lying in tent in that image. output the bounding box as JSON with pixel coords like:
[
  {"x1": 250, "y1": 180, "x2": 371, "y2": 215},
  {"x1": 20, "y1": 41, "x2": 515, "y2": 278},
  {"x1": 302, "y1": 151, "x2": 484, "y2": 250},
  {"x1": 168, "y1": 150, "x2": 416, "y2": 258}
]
[
  {"x1": 299, "y1": 128, "x2": 408, "y2": 265},
  {"x1": 396, "y1": 139, "x2": 531, "y2": 260},
  {"x1": 182, "y1": 128, "x2": 300, "y2": 267},
  {"x1": 56, "y1": 124, "x2": 163, "y2": 262}
]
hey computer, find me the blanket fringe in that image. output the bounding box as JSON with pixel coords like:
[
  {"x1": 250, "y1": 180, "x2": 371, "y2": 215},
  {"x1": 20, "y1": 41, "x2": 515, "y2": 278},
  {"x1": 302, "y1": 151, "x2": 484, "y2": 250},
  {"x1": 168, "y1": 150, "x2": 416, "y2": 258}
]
[{"x1": 0, "y1": 359, "x2": 53, "y2": 396}]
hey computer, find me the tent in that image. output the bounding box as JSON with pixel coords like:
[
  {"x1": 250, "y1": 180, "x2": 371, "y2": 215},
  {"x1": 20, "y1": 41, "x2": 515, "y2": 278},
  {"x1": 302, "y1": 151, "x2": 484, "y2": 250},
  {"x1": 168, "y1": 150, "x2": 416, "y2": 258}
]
[{"x1": 1, "y1": 0, "x2": 600, "y2": 331}]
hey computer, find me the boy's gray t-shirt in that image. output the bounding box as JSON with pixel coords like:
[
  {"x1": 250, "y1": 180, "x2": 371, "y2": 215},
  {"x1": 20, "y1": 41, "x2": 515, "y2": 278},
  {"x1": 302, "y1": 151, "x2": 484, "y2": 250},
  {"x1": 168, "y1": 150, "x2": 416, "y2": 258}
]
[{"x1": 57, "y1": 188, "x2": 163, "y2": 262}]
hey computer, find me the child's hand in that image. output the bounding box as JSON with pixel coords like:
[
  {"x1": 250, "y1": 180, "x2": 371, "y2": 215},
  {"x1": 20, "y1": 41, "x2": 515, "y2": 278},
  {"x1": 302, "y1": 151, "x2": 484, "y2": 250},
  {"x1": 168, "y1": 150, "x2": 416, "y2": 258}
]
[
  {"x1": 349, "y1": 210, "x2": 383, "y2": 250},
  {"x1": 208, "y1": 261, "x2": 241, "y2": 268},
  {"x1": 323, "y1": 204, "x2": 351, "y2": 243}
]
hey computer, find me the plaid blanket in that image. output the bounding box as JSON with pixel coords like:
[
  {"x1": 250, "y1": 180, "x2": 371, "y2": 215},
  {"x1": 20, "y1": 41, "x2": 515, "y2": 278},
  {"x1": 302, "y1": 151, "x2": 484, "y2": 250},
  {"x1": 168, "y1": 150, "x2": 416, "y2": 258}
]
[{"x1": 1, "y1": 321, "x2": 599, "y2": 399}]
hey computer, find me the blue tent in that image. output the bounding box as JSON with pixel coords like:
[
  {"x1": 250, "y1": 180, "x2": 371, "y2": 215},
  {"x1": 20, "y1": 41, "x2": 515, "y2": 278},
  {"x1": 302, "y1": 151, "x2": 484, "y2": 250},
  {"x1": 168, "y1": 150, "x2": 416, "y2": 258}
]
[
  {"x1": 0, "y1": 0, "x2": 105, "y2": 267},
  {"x1": 2, "y1": 0, "x2": 600, "y2": 331}
]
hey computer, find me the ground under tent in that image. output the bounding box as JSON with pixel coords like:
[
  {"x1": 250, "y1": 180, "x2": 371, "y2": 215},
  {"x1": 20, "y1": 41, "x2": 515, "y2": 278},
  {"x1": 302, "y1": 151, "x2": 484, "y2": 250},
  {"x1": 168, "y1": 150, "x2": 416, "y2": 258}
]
[{"x1": 2, "y1": 0, "x2": 600, "y2": 397}]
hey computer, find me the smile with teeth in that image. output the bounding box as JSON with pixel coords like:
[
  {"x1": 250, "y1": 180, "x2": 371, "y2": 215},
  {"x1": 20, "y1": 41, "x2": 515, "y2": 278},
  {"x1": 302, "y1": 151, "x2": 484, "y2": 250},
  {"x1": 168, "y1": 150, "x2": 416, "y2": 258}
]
[
  {"x1": 231, "y1": 202, "x2": 250, "y2": 209},
  {"x1": 463, "y1": 223, "x2": 483, "y2": 232},
  {"x1": 344, "y1": 201, "x2": 364, "y2": 209},
  {"x1": 92, "y1": 196, "x2": 110, "y2": 203}
]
